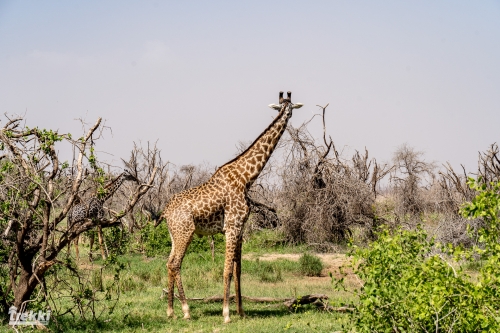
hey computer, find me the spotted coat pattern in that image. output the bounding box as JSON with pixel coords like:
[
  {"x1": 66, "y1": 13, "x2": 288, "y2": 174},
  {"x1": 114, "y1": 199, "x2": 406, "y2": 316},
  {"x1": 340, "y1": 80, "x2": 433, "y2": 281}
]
[
  {"x1": 67, "y1": 171, "x2": 136, "y2": 226},
  {"x1": 162, "y1": 92, "x2": 300, "y2": 323}
]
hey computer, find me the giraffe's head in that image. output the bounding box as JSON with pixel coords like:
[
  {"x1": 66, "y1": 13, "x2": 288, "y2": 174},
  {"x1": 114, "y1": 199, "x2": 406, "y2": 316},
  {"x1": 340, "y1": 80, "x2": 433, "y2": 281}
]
[
  {"x1": 123, "y1": 169, "x2": 138, "y2": 182},
  {"x1": 268, "y1": 91, "x2": 303, "y2": 116}
]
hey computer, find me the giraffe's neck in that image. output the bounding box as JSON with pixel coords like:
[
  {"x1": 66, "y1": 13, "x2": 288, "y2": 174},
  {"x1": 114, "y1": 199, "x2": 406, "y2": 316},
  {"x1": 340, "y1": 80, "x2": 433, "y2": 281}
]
[
  {"x1": 99, "y1": 172, "x2": 127, "y2": 203},
  {"x1": 230, "y1": 105, "x2": 292, "y2": 185}
]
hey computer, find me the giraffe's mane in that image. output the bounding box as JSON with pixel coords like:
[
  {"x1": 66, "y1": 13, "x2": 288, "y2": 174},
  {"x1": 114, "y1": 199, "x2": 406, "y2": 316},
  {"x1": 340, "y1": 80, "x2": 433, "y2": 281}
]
[{"x1": 213, "y1": 104, "x2": 288, "y2": 176}]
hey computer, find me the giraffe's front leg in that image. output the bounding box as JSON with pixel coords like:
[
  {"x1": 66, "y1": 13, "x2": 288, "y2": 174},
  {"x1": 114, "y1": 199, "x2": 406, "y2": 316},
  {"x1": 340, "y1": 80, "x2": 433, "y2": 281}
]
[{"x1": 222, "y1": 235, "x2": 237, "y2": 324}]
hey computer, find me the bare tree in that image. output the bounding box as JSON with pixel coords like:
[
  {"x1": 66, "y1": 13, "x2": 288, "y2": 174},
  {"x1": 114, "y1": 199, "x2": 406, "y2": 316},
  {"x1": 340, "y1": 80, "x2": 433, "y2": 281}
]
[
  {"x1": 391, "y1": 144, "x2": 436, "y2": 216},
  {"x1": 477, "y1": 143, "x2": 500, "y2": 184},
  {"x1": 431, "y1": 144, "x2": 500, "y2": 247},
  {"x1": 272, "y1": 104, "x2": 388, "y2": 249},
  {"x1": 352, "y1": 148, "x2": 392, "y2": 198},
  {"x1": 0, "y1": 115, "x2": 160, "y2": 315},
  {"x1": 438, "y1": 162, "x2": 474, "y2": 213}
]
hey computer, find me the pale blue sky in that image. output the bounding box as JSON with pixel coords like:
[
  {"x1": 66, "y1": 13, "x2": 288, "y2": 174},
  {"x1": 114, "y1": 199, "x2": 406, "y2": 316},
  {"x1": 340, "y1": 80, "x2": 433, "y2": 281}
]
[{"x1": 1, "y1": 1, "x2": 499, "y2": 171}]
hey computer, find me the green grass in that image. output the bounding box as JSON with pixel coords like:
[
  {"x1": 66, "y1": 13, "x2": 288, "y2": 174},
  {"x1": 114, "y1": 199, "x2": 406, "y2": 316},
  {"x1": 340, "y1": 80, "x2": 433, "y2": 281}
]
[
  {"x1": 1, "y1": 230, "x2": 354, "y2": 332},
  {"x1": 3, "y1": 247, "x2": 352, "y2": 333},
  {"x1": 43, "y1": 303, "x2": 348, "y2": 333}
]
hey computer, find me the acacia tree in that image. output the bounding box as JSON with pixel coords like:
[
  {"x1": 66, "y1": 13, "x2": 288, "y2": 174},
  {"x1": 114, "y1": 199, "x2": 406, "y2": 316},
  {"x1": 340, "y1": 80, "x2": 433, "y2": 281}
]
[{"x1": 0, "y1": 115, "x2": 160, "y2": 315}]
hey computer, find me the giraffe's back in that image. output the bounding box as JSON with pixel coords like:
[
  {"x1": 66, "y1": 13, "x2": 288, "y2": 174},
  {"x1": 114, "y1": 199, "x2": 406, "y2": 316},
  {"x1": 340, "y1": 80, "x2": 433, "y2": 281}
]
[{"x1": 68, "y1": 197, "x2": 104, "y2": 225}]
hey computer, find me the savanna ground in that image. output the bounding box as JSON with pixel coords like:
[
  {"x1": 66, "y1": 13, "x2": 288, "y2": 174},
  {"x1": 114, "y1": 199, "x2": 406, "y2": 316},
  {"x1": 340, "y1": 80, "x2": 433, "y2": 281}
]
[
  {"x1": 2, "y1": 114, "x2": 497, "y2": 331},
  {"x1": 2, "y1": 232, "x2": 357, "y2": 333},
  {"x1": 1, "y1": 212, "x2": 494, "y2": 333}
]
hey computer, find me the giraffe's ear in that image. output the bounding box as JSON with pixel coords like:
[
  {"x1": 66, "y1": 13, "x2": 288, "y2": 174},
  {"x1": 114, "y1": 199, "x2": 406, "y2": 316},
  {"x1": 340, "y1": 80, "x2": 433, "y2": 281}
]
[
  {"x1": 292, "y1": 103, "x2": 304, "y2": 109},
  {"x1": 268, "y1": 103, "x2": 281, "y2": 110}
]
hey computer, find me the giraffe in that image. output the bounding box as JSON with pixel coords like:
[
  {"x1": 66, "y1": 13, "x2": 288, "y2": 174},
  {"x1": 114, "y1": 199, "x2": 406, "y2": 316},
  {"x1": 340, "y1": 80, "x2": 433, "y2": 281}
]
[
  {"x1": 162, "y1": 91, "x2": 303, "y2": 323},
  {"x1": 68, "y1": 170, "x2": 137, "y2": 260}
]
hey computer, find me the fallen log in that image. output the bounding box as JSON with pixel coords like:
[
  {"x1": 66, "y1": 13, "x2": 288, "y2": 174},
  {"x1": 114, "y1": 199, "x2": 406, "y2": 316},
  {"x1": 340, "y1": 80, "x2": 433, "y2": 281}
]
[
  {"x1": 160, "y1": 289, "x2": 354, "y2": 312},
  {"x1": 283, "y1": 294, "x2": 328, "y2": 309}
]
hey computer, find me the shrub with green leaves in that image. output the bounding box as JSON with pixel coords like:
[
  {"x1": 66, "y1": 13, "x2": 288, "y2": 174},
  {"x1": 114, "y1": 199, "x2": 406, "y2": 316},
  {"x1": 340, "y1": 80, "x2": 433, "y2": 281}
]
[
  {"x1": 187, "y1": 233, "x2": 225, "y2": 254},
  {"x1": 139, "y1": 222, "x2": 172, "y2": 256},
  {"x1": 336, "y1": 178, "x2": 500, "y2": 332},
  {"x1": 299, "y1": 253, "x2": 323, "y2": 277},
  {"x1": 103, "y1": 225, "x2": 130, "y2": 256}
]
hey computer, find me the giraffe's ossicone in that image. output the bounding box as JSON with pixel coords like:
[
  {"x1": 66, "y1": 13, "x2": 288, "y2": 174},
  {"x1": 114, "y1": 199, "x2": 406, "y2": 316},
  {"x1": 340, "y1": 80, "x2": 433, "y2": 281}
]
[{"x1": 162, "y1": 91, "x2": 303, "y2": 323}]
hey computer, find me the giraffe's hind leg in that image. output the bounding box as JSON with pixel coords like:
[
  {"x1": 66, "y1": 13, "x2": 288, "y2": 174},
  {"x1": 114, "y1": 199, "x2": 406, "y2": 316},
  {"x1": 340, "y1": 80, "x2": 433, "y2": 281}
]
[
  {"x1": 166, "y1": 246, "x2": 176, "y2": 318},
  {"x1": 233, "y1": 237, "x2": 245, "y2": 317},
  {"x1": 166, "y1": 219, "x2": 194, "y2": 320},
  {"x1": 222, "y1": 202, "x2": 249, "y2": 323}
]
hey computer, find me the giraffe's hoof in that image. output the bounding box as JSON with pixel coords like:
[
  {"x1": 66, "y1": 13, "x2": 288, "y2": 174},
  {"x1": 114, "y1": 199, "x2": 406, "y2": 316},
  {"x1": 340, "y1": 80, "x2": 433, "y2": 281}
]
[
  {"x1": 238, "y1": 310, "x2": 246, "y2": 318},
  {"x1": 224, "y1": 316, "x2": 231, "y2": 324},
  {"x1": 182, "y1": 304, "x2": 190, "y2": 319},
  {"x1": 167, "y1": 310, "x2": 174, "y2": 319}
]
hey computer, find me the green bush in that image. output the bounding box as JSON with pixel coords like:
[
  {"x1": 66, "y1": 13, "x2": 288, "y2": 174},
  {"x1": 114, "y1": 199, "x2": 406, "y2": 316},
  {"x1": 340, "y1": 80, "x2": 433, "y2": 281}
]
[
  {"x1": 243, "y1": 230, "x2": 289, "y2": 253},
  {"x1": 299, "y1": 253, "x2": 323, "y2": 276},
  {"x1": 103, "y1": 225, "x2": 130, "y2": 256},
  {"x1": 139, "y1": 221, "x2": 172, "y2": 256},
  {"x1": 187, "y1": 233, "x2": 225, "y2": 254},
  {"x1": 139, "y1": 221, "x2": 226, "y2": 256},
  {"x1": 335, "y1": 178, "x2": 500, "y2": 332}
]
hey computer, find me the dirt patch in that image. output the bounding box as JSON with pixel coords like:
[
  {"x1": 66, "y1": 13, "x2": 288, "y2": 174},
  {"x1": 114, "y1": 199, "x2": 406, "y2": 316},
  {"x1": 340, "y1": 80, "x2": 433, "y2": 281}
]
[
  {"x1": 242, "y1": 252, "x2": 356, "y2": 284},
  {"x1": 244, "y1": 253, "x2": 348, "y2": 269}
]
